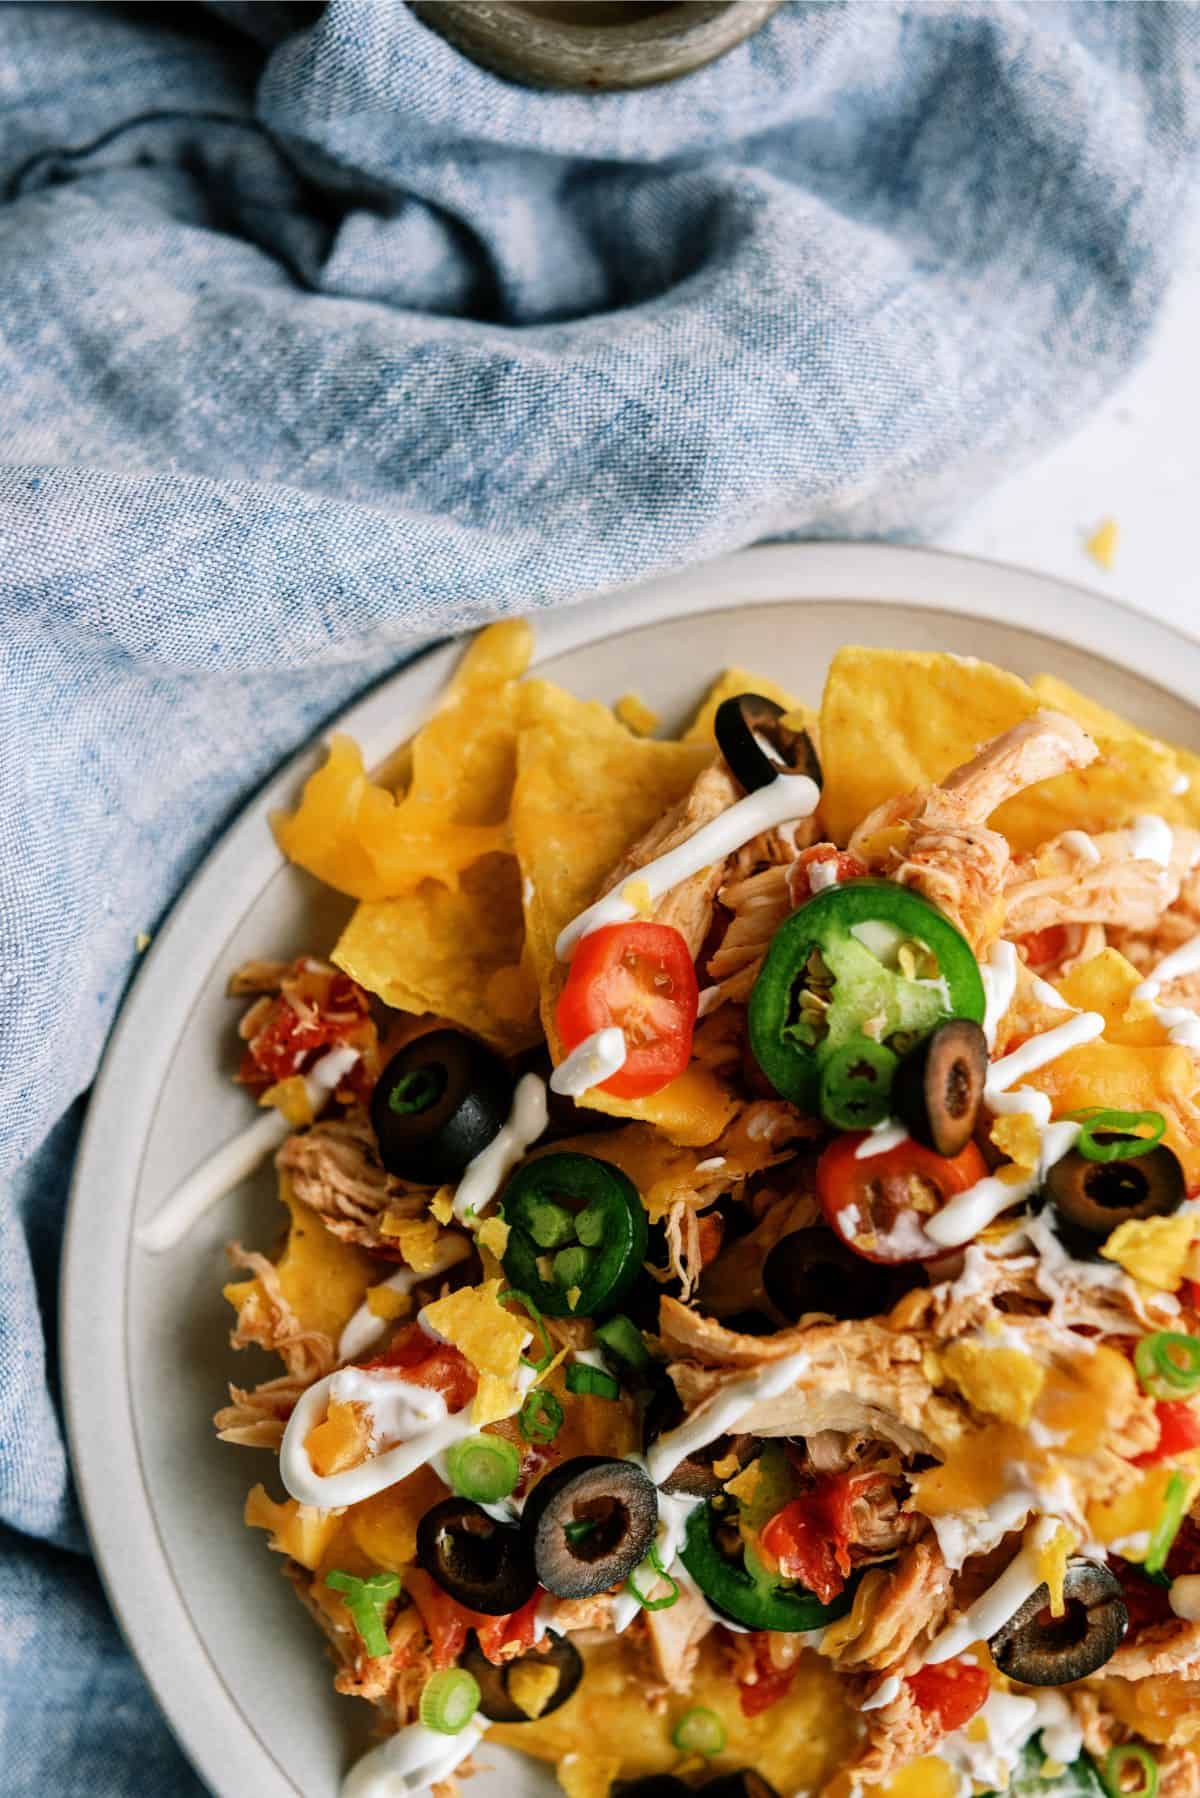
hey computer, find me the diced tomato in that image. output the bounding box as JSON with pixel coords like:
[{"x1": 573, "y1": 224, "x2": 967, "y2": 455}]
[
  {"x1": 1134, "y1": 1398, "x2": 1200, "y2": 1466},
  {"x1": 759, "y1": 1473, "x2": 879, "y2": 1605},
  {"x1": 363, "y1": 1323, "x2": 477, "y2": 1413},
  {"x1": 556, "y1": 922, "x2": 698, "y2": 1098},
  {"x1": 906, "y1": 1660, "x2": 990, "y2": 1733},
  {"x1": 785, "y1": 846, "x2": 868, "y2": 907},
  {"x1": 1109, "y1": 1556, "x2": 1175, "y2": 1634},
  {"x1": 1167, "y1": 1514, "x2": 1200, "y2": 1581},
  {"x1": 816, "y1": 1133, "x2": 989, "y2": 1264},
  {"x1": 475, "y1": 1588, "x2": 542, "y2": 1662},
  {"x1": 737, "y1": 1633, "x2": 797, "y2": 1718},
  {"x1": 406, "y1": 1569, "x2": 543, "y2": 1670},
  {"x1": 237, "y1": 959, "x2": 375, "y2": 1092},
  {"x1": 1016, "y1": 925, "x2": 1069, "y2": 972}
]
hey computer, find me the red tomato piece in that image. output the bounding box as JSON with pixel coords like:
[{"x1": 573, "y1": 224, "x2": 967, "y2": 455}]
[
  {"x1": 237, "y1": 961, "x2": 374, "y2": 1091},
  {"x1": 785, "y1": 846, "x2": 868, "y2": 907},
  {"x1": 556, "y1": 922, "x2": 698, "y2": 1098},
  {"x1": 737, "y1": 1633, "x2": 797, "y2": 1718},
  {"x1": 816, "y1": 1133, "x2": 989, "y2": 1264},
  {"x1": 759, "y1": 1472, "x2": 877, "y2": 1605},
  {"x1": 1016, "y1": 925, "x2": 1069, "y2": 972},
  {"x1": 406, "y1": 1570, "x2": 543, "y2": 1670},
  {"x1": 362, "y1": 1323, "x2": 477, "y2": 1414},
  {"x1": 475, "y1": 1588, "x2": 542, "y2": 1662},
  {"x1": 1134, "y1": 1398, "x2": 1200, "y2": 1466},
  {"x1": 906, "y1": 1659, "x2": 990, "y2": 1732}
]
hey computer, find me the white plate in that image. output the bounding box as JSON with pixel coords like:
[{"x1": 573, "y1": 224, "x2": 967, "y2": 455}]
[{"x1": 64, "y1": 543, "x2": 1200, "y2": 1798}]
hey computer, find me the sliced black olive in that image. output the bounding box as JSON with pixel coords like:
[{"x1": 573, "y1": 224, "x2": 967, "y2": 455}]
[
  {"x1": 516, "y1": 1046, "x2": 616, "y2": 1139},
  {"x1": 1044, "y1": 1144, "x2": 1185, "y2": 1257},
  {"x1": 416, "y1": 1497, "x2": 537, "y2": 1617},
  {"x1": 714, "y1": 693, "x2": 822, "y2": 795},
  {"x1": 893, "y1": 1019, "x2": 988, "y2": 1157},
  {"x1": 988, "y1": 1559, "x2": 1127, "y2": 1685},
  {"x1": 660, "y1": 1433, "x2": 760, "y2": 1500},
  {"x1": 370, "y1": 1028, "x2": 513, "y2": 1184},
  {"x1": 521, "y1": 1456, "x2": 657, "y2": 1599},
  {"x1": 702, "y1": 1774, "x2": 782, "y2": 1798},
  {"x1": 763, "y1": 1226, "x2": 895, "y2": 1322},
  {"x1": 460, "y1": 1630, "x2": 583, "y2": 1722},
  {"x1": 614, "y1": 1781, "x2": 691, "y2": 1798}
]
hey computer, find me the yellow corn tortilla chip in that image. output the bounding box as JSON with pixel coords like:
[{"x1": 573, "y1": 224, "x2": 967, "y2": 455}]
[
  {"x1": 272, "y1": 622, "x2": 532, "y2": 901},
  {"x1": 683, "y1": 668, "x2": 813, "y2": 744},
  {"x1": 820, "y1": 648, "x2": 1187, "y2": 853},
  {"x1": 512, "y1": 679, "x2": 734, "y2": 1145},
  {"x1": 332, "y1": 851, "x2": 540, "y2": 1054}
]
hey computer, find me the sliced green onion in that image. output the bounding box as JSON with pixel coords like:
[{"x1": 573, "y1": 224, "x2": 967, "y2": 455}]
[
  {"x1": 566, "y1": 1361, "x2": 621, "y2": 1400},
  {"x1": 499, "y1": 1288, "x2": 554, "y2": 1373},
  {"x1": 446, "y1": 1433, "x2": 521, "y2": 1504},
  {"x1": 387, "y1": 1066, "x2": 445, "y2": 1115},
  {"x1": 1144, "y1": 1470, "x2": 1189, "y2": 1576},
  {"x1": 1134, "y1": 1332, "x2": 1200, "y2": 1401},
  {"x1": 519, "y1": 1388, "x2": 563, "y2": 1444},
  {"x1": 325, "y1": 1569, "x2": 401, "y2": 1659},
  {"x1": 626, "y1": 1541, "x2": 680, "y2": 1613},
  {"x1": 576, "y1": 1203, "x2": 605, "y2": 1248},
  {"x1": 1104, "y1": 1742, "x2": 1159, "y2": 1798},
  {"x1": 419, "y1": 1669, "x2": 481, "y2": 1736},
  {"x1": 1070, "y1": 1107, "x2": 1166, "y2": 1162},
  {"x1": 553, "y1": 1244, "x2": 593, "y2": 1288},
  {"x1": 595, "y1": 1314, "x2": 652, "y2": 1374},
  {"x1": 526, "y1": 1198, "x2": 577, "y2": 1249},
  {"x1": 565, "y1": 1518, "x2": 597, "y2": 1547},
  {"x1": 671, "y1": 1707, "x2": 726, "y2": 1757}
]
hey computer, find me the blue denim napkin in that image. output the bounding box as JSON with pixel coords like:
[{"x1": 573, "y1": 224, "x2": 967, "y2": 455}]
[{"x1": 1, "y1": 3, "x2": 1197, "y2": 1791}]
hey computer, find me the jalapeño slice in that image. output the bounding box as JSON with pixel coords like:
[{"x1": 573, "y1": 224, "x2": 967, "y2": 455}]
[{"x1": 500, "y1": 1151, "x2": 648, "y2": 1318}]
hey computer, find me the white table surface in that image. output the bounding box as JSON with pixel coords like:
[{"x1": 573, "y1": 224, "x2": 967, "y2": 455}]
[{"x1": 942, "y1": 209, "x2": 1199, "y2": 636}]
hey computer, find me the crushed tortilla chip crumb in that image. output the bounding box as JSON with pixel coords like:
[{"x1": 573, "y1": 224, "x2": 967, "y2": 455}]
[
  {"x1": 135, "y1": 931, "x2": 151, "y2": 952},
  {"x1": 429, "y1": 1187, "x2": 455, "y2": 1226},
  {"x1": 941, "y1": 1339, "x2": 1045, "y2": 1427},
  {"x1": 507, "y1": 1659, "x2": 561, "y2": 1718},
  {"x1": 724, "y1": 1460, "x2": 762, "y2": 1505},
  {"x1": 566, "y1": 1285, "x2": 582, "y2": 1312},
  {"x1": 1037, "y1": 1523, "x2": 1075, "y2": 1618},
  {"x1": 477, "y1": 1216, "x2": 510, "y2": 1259},
  {"x1": 381, "y1": 1216, "x2": 444, "y2": 1274},
  {"x1": 711, "y1": 1453, "x2": 739, "y2": 1481},
  {"x1": 366, "y1": 1283, "x2": 411, "y2": 1322},
  {"x1": 614, "y1": 692, "x2": 660, "y2": 737},
  {"x1": 259, "y1": 1074, "x2": 315, "y2": 1127},
  {"x1": 421, "y1": 1278, "x2": 529, "y2": 1377},
  {"x1": 990, "y1": 1111, "x2": 1041, "y2": 1173},
  {"x1": 1085, "y1": 517, "x2": 1119, "y2": 571},
  {"x1": 472, "y1": 1371, "x2": 520, "y2": 1427},
  {"x1": 1101, "y1": 1213, "x2": 1199, "y2": 1290}
]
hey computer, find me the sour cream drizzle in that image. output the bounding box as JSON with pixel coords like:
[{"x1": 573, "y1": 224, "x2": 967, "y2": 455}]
[
  {"x1": 336, "y1": 1235, "x2": 472, "y2": 1363},
  {"x1": 1131, "y1": 812, "x2": 1174, "y2": 867},
  {"x1": 550, "y1": 1028, "x2": 627, "y2": 1098},
  {"x1": 453, "y1": 1073, "x2": 548, "y2": 1222},
  {"x1": 1059, "y1": 829, "x2": 1101, "y2": 865},
  {"x1": 137, "y1": 1045, "x2": 360, "y2": 1254},
  {"x1": 554, "y1": 773, "x2": 820, "y2": 960},
  {"x1": 645, "y1": 1351, "x2": 810, "y2": 1486},
  {"x1": 1134, "y1": 930, "x2": 1200, "y2": 1053},
  {"x1": 924, "y1": 1516, "x2": 1059, "y2": 1663},
  {"x1": 341, "y1": 1717, "x2": 486, "y2": 1798},
  {"x1": 980, "y1": 940, "x2": 1019, "y2": 1050},
  {"x1": 279, "y1": 1354, "x2": 535, "y2": 1508},
  {"x1": 855, "y1": 1120, "x2": 909, "y2": 1160},
  {"x1": 1169, "y1": 1574, "x2": 1200, "y2": 1620}
]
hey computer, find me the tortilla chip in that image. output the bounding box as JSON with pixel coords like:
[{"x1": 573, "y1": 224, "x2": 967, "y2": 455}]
[
  {"x1": 820, "y1": 648, "x2": 1186, "y2": 853},
  {"x1": 332, "y1": 851, "x2": 539, "y2": 1055},
  {"x1": 272, "y1": 622, "x2": 532, "y2": 901},
  {"x1": 511, "y1": 680, "x2": 733, "y2": 1144},
  {"x1": 683, "y1": 668, "x2": 812, "y2": 744}
]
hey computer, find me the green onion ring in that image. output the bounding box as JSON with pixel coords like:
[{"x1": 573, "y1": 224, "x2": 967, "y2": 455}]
[
  {"x1": 518, "y1": 1388, "x2": 563, "y2": 1444},
  {"x1": 324, "y1": 1568, "x2": 401, "y2": 1659},
  {"x1": 419, "y1": 1669, "x2": 481, "y2": 1735},
  {"x1": 1069, "y1": 1107, "x2": 1166, "y2": 1162},
  {"x1": 1104, "y1": 1742, "x2": 1159, "y2": 1798},
  {"x1": 445, "y1": 1433, "x2": 521, "y2": 1504},
  {"x1": 565, "y1": 1361, "x2": 621, "y2": 1400},
  {"x1": 626, "y1": 1541, "x2": 680, "y2": 1613},
  {"x1": 670, "y1": 1707, "x2": 727, "y2": 1757},
  {"x1": 1134, "y1": 1332, "x2": 1200, "y2": 1401}
]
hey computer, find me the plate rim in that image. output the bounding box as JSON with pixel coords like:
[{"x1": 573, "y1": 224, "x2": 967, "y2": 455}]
[{"x1": 62, "y1": 541, "x2": 1200, "y2": 1798}]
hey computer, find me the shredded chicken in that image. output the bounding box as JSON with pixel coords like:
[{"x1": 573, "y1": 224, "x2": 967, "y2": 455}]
[
  {"x1": 214, "y1": 1369, "x2": 315, "y2": 1447},
  {"x1": 643, "y1": 1579, "x2": 714, "y2": 1692},
  {"x1": 830, "y1": 1676, "x2": 941, "y2": 1791},
  {"x1": 852, "y1": 712, "x2": 1098, "y2": 950},
  {"x1": 222, "y1": 1239, "x2": 336, "y2": 1382},
  {"x1": 1114, "y1": 861, "x2": 1200, "y2": 982},
  {"x1": 705, "y1": 863, "x2": 793, "y2": 1008},
  {"x1": 277, "y1": 1112, "x2": 430, "y2": 1248},
  {"x1": 1107, "y1": 1619, "x2": 1200, "y2": 1682},
  {"x1": 1005, "y1": 823, "x2": 1200, "y2": 937},
  {"x1": 600, "y1": 760, "x2": 741, "y2": 957},
  {"x1": 227, "y1": 957, "x2": 292, "y2": 996}
]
